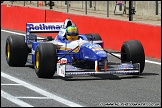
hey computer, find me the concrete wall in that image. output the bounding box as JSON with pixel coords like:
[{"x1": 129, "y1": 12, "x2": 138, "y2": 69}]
[{"x1": 1, "y1": 4, "x2": 161, "y2": 59}]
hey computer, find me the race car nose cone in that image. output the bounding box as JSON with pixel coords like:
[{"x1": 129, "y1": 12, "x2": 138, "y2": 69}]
[{"x1": 96, "y1": 50, "x2": 107, "y2": 60}]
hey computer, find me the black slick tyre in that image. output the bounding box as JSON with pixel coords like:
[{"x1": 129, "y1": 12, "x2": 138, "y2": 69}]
[
  {"x1": 121, "y1": 40, "x2": 145, "y2": 74},
  {"x1": 5, "y1": 35, "x2": 28, "y2": 66},
  {"x1": 34, "y1": 43, "x2": 57, "y2": 78}
]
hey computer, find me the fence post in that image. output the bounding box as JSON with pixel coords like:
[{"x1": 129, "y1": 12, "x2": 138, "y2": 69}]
[
  {"x1": 37, "y1": 1, "x2": 38, "y2": 7},
  {"x1": 107, "y1": 1, "x2": 109, "y2": 17},
  {"x1": 49, "y1": 1, "x2": 52, "y2": 9},
  {"x1": 85, "y1": 1, "x2": 87, "y2": 14},
  {"x1": 129, "y1": 1, "x2": 133, "y2": 21},
  {"x1": 82, "y1": 1, "x2": 83, "y2": 9},
  {"x1": 11, "y1": 1, "x2": 14, "y2": 5},
  {"x1": 155, "y1": 1, "x2": 158, "y2": 15},
  {"x1": 67, "y1": 1, "x2": 69, "y2": 12},
  {"x1": 90, "y1": 1, "x2": 92, "y2": 8}
]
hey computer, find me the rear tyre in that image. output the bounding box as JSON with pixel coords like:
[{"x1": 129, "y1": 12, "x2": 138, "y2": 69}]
[
  {"x1": 85, "y1": 33, "x2": 102, "y2": 40},
  {"x1": 5, "y1": 35, "x2": 28, "y2": 66},
  {"x1": 121, "y1": 40, "x2": 145, "y2": 74},
  {"x1": 34, "y1": 43, "x2": 57, "y2": 78},
  {"x1": 47, "y1": 36, "x2": 54, "y2": 41},
  {"x1": 85, "y1": 33, "x2": 103, "y2": 47}
]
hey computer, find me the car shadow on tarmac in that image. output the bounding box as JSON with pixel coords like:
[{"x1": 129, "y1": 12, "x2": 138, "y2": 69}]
[
  {"x1": 26, "y1": 64, "x2": 159, "y2": 81},
  {"x1": 59, "y1": 74, "x2": 141, "y2": 81},
  {"x1": 59, "y1": 72, "x2": 159, "y2": 81}
]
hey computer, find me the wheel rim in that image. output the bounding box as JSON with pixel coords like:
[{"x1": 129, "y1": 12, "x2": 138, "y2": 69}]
[
  {"x1": 7, "y1": 43, "x2": 10, "y2": 59},
  {"x1": 35, "y1": 51, "x2": 39, "y2": 69}
]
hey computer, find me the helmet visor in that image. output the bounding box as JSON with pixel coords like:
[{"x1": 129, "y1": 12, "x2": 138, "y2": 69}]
[{"x1": 66, "y1": 35, "x2": 78, "y2": 41}]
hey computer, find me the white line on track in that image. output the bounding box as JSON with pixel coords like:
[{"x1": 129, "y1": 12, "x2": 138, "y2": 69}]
[
  {"x1": 1, "y1": 72, "x2": 84, "y2": 107},
  {"x1": 145, "y1": 60, "x2": 161, "y2": 65},
  {"x1": 1, "y1": 29, "x2": 43, "y2": 39},
  {"x1": 1, "y1": 84, "x2": 22, "y2": 86},
  {"x1": 1, "y1": 29, "x2": 160, "y2": 65},
  {"x1": 16, "y1": 97, "x2": 51, "y2": 99},
  {"x1": 1, "y1": 90, "x2": 34, "y2": 107},
  {"x1": 112, "y1": 54, "x2": 161, "y2": 65}
]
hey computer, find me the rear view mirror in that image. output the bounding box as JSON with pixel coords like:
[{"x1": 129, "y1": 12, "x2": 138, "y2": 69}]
[{"x1": 88, "y1": 35, "x2": 95, "y2": 41}]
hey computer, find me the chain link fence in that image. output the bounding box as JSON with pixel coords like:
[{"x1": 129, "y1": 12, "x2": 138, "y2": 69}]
[{"x1": 3, "y1": 1, "x2": 161, "y2": 25}]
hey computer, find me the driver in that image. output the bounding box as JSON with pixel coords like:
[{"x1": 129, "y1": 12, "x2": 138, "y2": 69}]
[{"x1": 65, "y1": 25, "x2": 79, "y2": 42}]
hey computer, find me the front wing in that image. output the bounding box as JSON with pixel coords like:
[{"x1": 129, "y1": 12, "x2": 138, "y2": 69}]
[{"x1": 56, "y1": 59, "x2": 140, "y2": 77}]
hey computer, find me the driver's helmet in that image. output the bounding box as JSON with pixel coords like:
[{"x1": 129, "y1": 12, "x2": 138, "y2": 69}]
[
  {"x1": 63, "y1": 18, "x2": 74, "y2": 28},
  {"x1": 66, "y1": 25, "x2": 79, "y2": 41}
]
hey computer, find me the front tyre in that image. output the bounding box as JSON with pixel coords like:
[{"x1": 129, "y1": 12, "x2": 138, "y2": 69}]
[
  {"x1": 121, "y1": 40, "x2": 145, "y2": 74},
  {"x1": 34, "y1": 43, "x2": 57, "y2": 78}
]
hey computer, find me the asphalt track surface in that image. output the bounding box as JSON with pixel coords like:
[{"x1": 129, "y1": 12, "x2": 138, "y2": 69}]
[{"x1": 1, "y1": 29, "x2": 161, "y2": 107}]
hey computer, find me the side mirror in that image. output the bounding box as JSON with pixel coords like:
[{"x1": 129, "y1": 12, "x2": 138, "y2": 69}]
[{"x1": 88, "y1": 35, "x2": 95, "y2": 41}]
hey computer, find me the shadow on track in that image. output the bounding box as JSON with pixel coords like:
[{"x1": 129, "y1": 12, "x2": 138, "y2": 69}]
[
  {"x1": 26, "y1": 64, "x2": 159, "y2": 81},
  {"x1": 52, "y1": 72, "x2": 159, "y2": 81}
]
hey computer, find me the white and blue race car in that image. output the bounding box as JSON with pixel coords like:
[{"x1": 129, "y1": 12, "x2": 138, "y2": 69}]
[{"x1": 5, "y1": 18, "x2": 145, "y2": 78}]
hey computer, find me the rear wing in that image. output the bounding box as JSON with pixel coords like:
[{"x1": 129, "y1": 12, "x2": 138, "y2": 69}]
[
  {"x1": 26, "y1": 22, "x2": 64, "y2": 35},
  {"x1": 26, "y1": 22, "x2": 64, "y2": 43}
]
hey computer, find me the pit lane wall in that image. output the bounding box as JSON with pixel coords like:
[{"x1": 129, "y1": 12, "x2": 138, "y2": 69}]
[{"x1": 1, "y1": 4, "x2": 161, "y2": 59}]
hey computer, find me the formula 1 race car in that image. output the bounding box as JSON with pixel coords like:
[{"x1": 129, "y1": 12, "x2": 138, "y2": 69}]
[{"x1": 5, "y1": 18, "x2": 145, "y2": 78}]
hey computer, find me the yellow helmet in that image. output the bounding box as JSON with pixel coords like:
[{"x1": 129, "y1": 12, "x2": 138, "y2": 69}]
[{"x1": 66, "y1": 26, "x2": 79, "y2": 41}]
